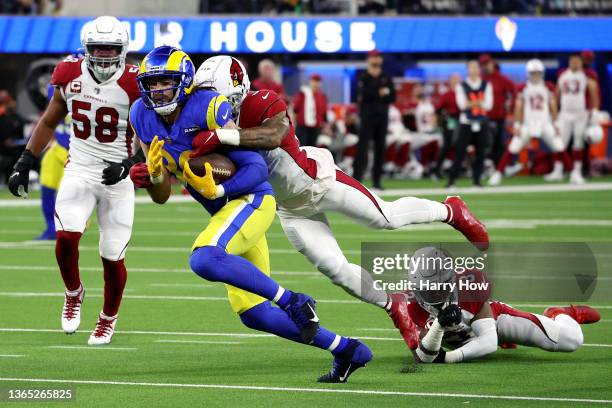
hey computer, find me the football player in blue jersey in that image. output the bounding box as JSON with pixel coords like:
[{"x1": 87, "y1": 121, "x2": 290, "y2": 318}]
[{"x1": 129, "y1": 46, "x2": 372, "y2": 382}]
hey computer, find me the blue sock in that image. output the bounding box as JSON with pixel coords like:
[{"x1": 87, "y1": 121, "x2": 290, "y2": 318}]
[
  {"x1": 190, "y1": 246, "x2": 293, "y2": 304},
  {"x1": 240, "y1": 301, "x2": 349, "y2": 354},
  {"x1": 40, "y1": 186, "x2": 56, "y2": 234}
]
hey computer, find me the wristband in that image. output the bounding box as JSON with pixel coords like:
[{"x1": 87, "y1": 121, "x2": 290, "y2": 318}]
[
  {"x1": 216, "y1": 129, "x2": 240, "y2": 146},
  {"x1": 150, "y1": 173, "x2": 164, "y2": 185}
]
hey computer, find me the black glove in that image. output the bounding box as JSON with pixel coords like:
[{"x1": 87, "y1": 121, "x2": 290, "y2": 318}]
[
  {"x1": 102, "y1": 150, "x2": 145, "y2": 185},
  {"x1": 438, "y1": 304, "x2": 462, "y2": 328},
  {"x1": 432, "y1": 348, "x2": 446, "y2": 363},
  {"x1": 8, "y1": 149, "x2": 36, "y2": 198}
]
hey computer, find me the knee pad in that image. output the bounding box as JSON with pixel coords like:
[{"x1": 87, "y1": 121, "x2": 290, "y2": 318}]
[
  {"x1": 99, "y1": 239, "x2": 128, "y2": 261},
  {"x1": 190, "y1": 245, "x2": 226, "y2": 281}
]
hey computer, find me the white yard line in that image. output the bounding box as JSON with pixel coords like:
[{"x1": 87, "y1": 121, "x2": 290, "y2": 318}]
[
  {"x1": 1, "y1": 328, "x2": 611, "y2": 349},
  {"x1": 0, "y1": 377, "x2": 609, "y2": 404},
  {"x1": 0, "y1": 354, "x2": 24, "y2": 358},
  {"x1": 46, "y1": 346, "x2": 136, "y2": 351},
  {"x1": 155, "y1": 340, "x2": 243, "y2": 345},
  {"x1": 0, "y1": 265, "x2": 317, "y2": 276}
]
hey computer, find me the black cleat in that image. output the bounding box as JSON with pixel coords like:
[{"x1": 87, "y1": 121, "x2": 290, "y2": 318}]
[{"x1": 318, "y1": 339, "x2": 372, "y2": 383}]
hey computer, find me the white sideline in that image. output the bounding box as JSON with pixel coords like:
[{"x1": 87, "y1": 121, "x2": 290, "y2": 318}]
[
  {"x1": 0, "y1": 377, "x2": 610, "y2": 404},
  {"x1": 0, "y1": 328, "x2": 610, "y2": 348}
]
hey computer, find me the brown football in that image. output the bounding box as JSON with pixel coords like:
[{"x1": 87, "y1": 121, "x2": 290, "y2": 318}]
[{"x1": 187, "y1": 153, "x2": 236, "y2": 183}]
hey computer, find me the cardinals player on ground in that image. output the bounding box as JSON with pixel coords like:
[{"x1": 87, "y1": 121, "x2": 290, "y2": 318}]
[
  {"x1": 546, "y1": 54, "x2": 600, "y2": 184},
  {"x1": 8, "y1": 16, "x2": 143, "y2": 345},
  {"x1": 489, "y1": 59, "x2": 572, "y2": 186},
  {"x1": 408, "y1": 247, "x2": 600, "y2": 364},
  {"x1": 189, "y1": 55, "x2": 489, "y2": 350}
]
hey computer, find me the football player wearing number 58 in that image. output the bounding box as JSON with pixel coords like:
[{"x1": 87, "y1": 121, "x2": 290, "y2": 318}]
[{"x1": 7, "y1": 16, "x2": 144, "y2": 346}]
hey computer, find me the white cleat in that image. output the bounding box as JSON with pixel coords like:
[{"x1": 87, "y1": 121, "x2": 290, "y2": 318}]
[
  {"x1": 488, "y1": 171, "x2": 502, "y2": 186},
  {"x1": 88, "y1": 313, "x2": 117, "y2": 346},
  {"x1": 543, "y1": 171, "x2": 564, "y2": 182},
  {"x1": 570, "y1": 170, "x2": 586, "y2": 185},
  {"x1": 61, "y1": 285, "x2": 84, "y2": 334}
]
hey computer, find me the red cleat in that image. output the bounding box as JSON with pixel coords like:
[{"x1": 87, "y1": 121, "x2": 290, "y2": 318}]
[
  {"x1": 543, "y1": 305, "x2": 601, "y2": 324},
  {"x1": 387, "y1": 293, "x2": 419, "y2": 350},
  {"x1": 443, "y1": 196, "x2": 489, "y2": 251},
  {"x1": 500, "y1": 342, "x2": 517, "y2": 349}
]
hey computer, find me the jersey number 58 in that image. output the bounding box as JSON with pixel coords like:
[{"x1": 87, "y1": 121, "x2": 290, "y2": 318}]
[{"x1": 72, "y1": 100, "x2": 119, "y2": 143}]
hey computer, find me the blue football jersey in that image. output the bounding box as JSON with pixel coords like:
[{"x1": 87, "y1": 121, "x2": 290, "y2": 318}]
[{"x1": 130, "y1": 89, "x2": 273, "y2": 214}]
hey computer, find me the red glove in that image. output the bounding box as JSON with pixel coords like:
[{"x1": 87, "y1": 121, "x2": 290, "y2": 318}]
[
  {"x1": 190, "y1": 130, "x2": 221, "y2": 158},
  {"x1": 129, "y1": 162, "x2": 153, "y2": 188}
]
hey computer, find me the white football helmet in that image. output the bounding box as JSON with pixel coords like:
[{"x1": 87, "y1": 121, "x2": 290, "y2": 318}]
[
  {"x1": 195, "y1": 55, "x2": 251, "y2": 117},
  {"x1": 585, "y1": 124, "x2": 603, "y2": 144},
  {"x1": 81, "y1": 16, "x2": 129, "y2": 81},
  {"x1": 526, "y1": 59, "x2": 544, "y2": 73}
]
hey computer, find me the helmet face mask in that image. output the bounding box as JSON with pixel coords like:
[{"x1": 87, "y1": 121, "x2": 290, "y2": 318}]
[
  {"x1": 407, "y1": 247, "x2": 458, "y2": 313},
  {"x1": 137, "y1": 46, "x2": 195, "y2": 116},
  {"x1": 81, "y1": 16, "x2": 129, "y2": 82}
]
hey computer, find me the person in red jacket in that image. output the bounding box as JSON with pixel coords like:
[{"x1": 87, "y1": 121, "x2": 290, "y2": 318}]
[
  {"x1": 252, "y1": 59, "x2": 286, "y2": 100},
  {"x1": 293, "y1": 73, "x2": 328, "y2": 146},
  {"x1": 480, "y1": 54, "x2": 516, "y2": 167}
]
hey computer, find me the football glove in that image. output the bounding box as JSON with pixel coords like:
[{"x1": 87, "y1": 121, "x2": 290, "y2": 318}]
[
  {"x1": 8, "y1": 149, "x2": 36, "y2": 198},
  {"x1": 102, "y1": 150, "x2": 145, "y2": 186},
  {"x1": 129, "y1": 162, "x2": 153, "y2": 188},
  {"x1": 182, "y1": 161, "x2": 224, "y2": 200},
  {"x1": 190, "y1": 130, "x2": 221, "y2": 158},
  {"x1": 438, "y1": 304, "x2": 462, "y2": 328},
  {"x1": 147, "y1": 135, "x2": 165, "y2": 183}
]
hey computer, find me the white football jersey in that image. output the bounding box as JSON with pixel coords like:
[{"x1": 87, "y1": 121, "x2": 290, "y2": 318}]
[
  {"x1": 51, "y1": 57, "x2": 140, "y2": 180},
  {"x1": 415, "y1": 100, "x2": 436, "y2": 133},
  {"x1": 520, "y1": 81, "x2": 553, "y2": 124},
  {"x1": 558, "y1": 69, "x2": 587, "y2": 113}
]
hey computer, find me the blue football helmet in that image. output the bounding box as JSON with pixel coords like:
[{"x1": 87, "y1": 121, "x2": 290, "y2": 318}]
[{"x1": 137, "y1": 46, "x2": 195, "y2": 116}]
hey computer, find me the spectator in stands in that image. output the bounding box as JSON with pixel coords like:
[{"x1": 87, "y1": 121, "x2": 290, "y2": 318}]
[
  {"x1": 480, "y1": 54, "x2": 515, "y2": 168},
  {"x1": 353, "y1": 50, "x2": 396, "y2": 190},
  {"x1": 359, "y1": 0, "x2": 387, "y2": 14},
  {"x1": 432, "y1": 73, "x2": 461, "y2": 179},
  {"x1": 447, "y1": 60, "x2": 492, "y2": 188},
  {"x1": 293, "y1": 74, "x2": 328, "y2": 146},
  {"x1": 252, "y1": 59, "x2": 286, "y2": 100},
  {"x1": 0, "y1": 91, "x2": 26, "y2": 184}
]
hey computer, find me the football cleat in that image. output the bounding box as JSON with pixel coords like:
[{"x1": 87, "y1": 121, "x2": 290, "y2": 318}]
[
  {"x1": 543, "y1": 305, "x2": 600, "y2": 324},
  {"x1": 318, "y1": 339, "x2": 373, "y2": 383},
  {"x1": 88, "y1": 313, "x2": 117, "y2": 346},
  {"x1": 569, "y1": 169, "x2": 586, "y2": 185},
  {"x1": 34, "y1": 229, "x2": 56, "y2": 241},
  {"x1": 544, "y1": 170, "x2": 564, "y2": 182},
  {"x1": 488, "y1": 171, "x2": 502, "y2": 186},
  {"x1": 61, "y1": 285, "x2": 84, "y2": 334},
  {"x1": 387, "y1": 293, "x2": 419, "y2": 350},
  {"x1": 284, "y1": 293, "x2": 320, "y2": 344},
  {"x1": 443, "y1": 196, "x2": 489, "y2": 251}
]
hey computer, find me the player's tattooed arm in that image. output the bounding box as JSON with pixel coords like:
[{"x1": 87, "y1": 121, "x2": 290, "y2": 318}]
[
  {"x1": 236, "y1": 111, "x2": 290, "y2": 150},
  {"x1": 139, "y1": 139, "x2": 171, "y2": 204},
  {"x1": 26, "y1": 88, "x2": 68, "y2": 156}
]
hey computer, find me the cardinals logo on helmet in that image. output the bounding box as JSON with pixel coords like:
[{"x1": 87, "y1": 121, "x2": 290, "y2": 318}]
[{"x1": 230, "y1": 58, "x2": 244, "y2": 88}]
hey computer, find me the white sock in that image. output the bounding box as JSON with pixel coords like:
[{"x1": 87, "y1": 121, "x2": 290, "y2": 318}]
[{"x1": 66, "y1": 284, "x2": 82, "y2": 297}]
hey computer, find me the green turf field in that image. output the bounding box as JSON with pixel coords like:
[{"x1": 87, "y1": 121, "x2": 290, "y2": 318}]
[{"x1": 0, "y1": 178, "x2": 611, "y2": 407}]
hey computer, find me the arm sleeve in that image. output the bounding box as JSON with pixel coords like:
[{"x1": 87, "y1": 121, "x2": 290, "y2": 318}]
[
  {"x1": 221, "y1": 149, "x2": 269, "y2": 197},
  {"x1": 483, "y1": 83, "x2": 494, "y2": 112},
  {"x1": 455, "y1": 83, "x2": 467, "y2": 110},
  {"x1": 444, "y1": 318, "x2": 497, "y2": 363}
]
